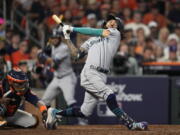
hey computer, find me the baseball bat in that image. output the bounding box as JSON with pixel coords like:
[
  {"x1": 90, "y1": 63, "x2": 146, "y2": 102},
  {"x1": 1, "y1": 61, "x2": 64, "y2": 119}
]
[
  {"x1": 52, "y1": 14, "x2": 72, "y2": 34},
  {"x1": 52, "y1": 14, "x2": 64, "y2": 26}
]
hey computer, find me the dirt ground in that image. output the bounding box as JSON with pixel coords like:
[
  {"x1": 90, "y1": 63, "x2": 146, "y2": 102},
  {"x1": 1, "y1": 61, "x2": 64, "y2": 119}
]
[
  {"x1": 1, "y1": 125, "x2": 180, "y2": 135},
  {"x1": 1, "y1": 103, "x2": 179, "y2": 135}
]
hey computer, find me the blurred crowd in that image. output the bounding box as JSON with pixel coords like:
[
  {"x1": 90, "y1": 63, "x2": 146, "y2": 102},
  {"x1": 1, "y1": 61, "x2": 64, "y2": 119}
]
[{"x1": 0, "y1": 0, "x2": 180, "y2": 87}]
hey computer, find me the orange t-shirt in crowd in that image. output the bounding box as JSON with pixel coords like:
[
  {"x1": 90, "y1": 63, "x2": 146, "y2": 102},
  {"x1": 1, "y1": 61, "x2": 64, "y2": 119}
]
[
  {"x1": 143, "y1": 13, "x2": 167, "y2": 28},
  {"x1": 11, "y1": 50, "x2": 30, "y2": 67},
  {"x1": 119, "y1": 0, "x2": 138, "y2": 10},
  {"x1": 135, "y1": 45, "x2": 144, "y2": 55}
]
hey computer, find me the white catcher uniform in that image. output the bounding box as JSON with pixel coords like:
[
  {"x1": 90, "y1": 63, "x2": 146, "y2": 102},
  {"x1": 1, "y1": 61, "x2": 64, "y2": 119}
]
[
  {"x1": 42, "y1": 42, "x2": 77, "y2": 107},
  {"x1": 80, "y1": 28, "x2": 120, "y2": 116}
]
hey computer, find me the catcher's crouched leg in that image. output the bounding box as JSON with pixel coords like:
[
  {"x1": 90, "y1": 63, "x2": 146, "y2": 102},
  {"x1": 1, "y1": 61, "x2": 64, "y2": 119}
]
[
  {"x1": 6, "y1": 110, "x2": 39, "y2": 128},
  {"x1": 28, "y1": 114, "x2": 39, "y2": 128}
]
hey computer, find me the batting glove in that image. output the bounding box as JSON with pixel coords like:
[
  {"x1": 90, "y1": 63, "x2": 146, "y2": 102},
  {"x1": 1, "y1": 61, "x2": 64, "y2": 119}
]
[{"x1": 63, "y1": 25, "x2": 73, "y2": 39}]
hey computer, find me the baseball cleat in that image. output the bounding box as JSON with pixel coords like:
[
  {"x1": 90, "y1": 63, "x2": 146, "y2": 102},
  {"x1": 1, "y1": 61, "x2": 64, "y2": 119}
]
[
  {"x1": 130, "y1": 121, "x2": 148, "y2": 130},
  {"x1": 45, "y1": 108, "x2": 61, "y2": 130}
]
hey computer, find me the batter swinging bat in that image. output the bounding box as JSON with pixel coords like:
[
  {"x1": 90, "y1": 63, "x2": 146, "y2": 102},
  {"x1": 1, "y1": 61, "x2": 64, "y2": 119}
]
[{"x1": 52, "y1": 14, "x2": 64, "y2": 26}]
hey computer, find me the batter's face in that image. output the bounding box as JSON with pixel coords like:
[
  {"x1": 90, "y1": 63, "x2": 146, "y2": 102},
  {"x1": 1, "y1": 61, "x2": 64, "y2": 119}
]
[{"x1": 106, "y1": 20, "x2": 118, "y2": 29}]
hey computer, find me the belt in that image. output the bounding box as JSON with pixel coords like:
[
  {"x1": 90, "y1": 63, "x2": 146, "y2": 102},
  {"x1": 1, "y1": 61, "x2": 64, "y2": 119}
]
[{"x1": 90, "y1": 65, "x2": 110, "y2": 74}]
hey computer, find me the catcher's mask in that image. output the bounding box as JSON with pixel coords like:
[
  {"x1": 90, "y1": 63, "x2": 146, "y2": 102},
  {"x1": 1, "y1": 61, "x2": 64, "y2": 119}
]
[
  {"x1": 102, "y1": 14, "x2": 124, "y2": 32},
  {"x1": 7, "y1": 67, "x2": 29, "y2": 96}
]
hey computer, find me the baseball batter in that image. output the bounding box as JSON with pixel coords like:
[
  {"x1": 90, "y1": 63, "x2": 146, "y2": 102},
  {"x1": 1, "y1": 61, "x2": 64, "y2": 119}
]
[
  {"x1": 40, "y1": 29, "x2": 77, "y2": 108},
  {"x1": 46, "y1": 14, "x2": 148, "y2": 130}
]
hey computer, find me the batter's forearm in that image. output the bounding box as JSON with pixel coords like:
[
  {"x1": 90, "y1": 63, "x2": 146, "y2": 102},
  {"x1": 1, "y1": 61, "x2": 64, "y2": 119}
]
[
  {"x1": 65, "y1": 39, "x2": 87, "y2": 61},
  {"x1": 65, "y1": 39, "x2": 79, "y2": 59}
]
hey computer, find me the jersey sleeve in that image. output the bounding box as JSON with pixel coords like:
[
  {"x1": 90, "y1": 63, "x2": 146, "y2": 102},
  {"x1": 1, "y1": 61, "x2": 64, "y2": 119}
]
[
  {"x1": 107, "y1": 28, "x2": 121, "y2": 38},
  {"x1": 52, "y1": 45, "x2": 68, "y2": 61},
  {"x1": 81, "y1": 37, "x2": 96, "y2": 51},
  {"x1": 81, "y1": 40, "x2": 91, "y2": 51},
  {"x1": 24, "y1": 89, "x2": 40, "y2": 106}
]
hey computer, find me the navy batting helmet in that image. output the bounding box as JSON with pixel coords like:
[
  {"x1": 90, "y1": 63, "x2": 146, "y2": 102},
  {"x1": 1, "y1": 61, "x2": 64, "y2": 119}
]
[
  {"x1": 102, "y1": 14, "x2": 124, "y2": 32},
  {"x1": 7, "y1": 67, "x2": 29, "y2": 95},
  {"x1": 49, "y1": 28, "x2": 62, "y2": 38}
]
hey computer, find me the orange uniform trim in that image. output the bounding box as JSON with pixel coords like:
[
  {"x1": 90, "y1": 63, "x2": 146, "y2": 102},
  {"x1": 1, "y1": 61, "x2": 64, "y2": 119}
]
[
  {"x1": 39, "y1": 105, "x2": 47, "y2": 113},
  {"x1": 7, "y1": 75, "x2": 27, "y2": 83},
  {"x1": 143, "y1": 62, "x2": 180, "y2": 66}
]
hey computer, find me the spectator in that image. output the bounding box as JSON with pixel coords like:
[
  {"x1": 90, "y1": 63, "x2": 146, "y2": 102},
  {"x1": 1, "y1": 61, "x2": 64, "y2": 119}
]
[
  {"x1": 86, "y1": 0, "x2": 100, "y2": 17},
  {"x1": 59, "y1": 0, "x2": 67, "y2": 13},
  {"x1": 76, "y1": 8, "x2": 86, "y2": 25},
  {"x1": 157, "y1": 27, "x2": 169, "y2": 48},
  {"x1": 142, "y1": 47, "x2": 155, "y2": 62},
  {"x1": 123, "y1": 28, "x2": 137, "y2": 57},
  {"x1": 145, "y1": 37, "x2": 157, "y2": 55},
  {"x1": 64, "y1": 10, "x2": 73, "y2": 24},
  {"x1": 12, "y1": 0, "x2": 26, "y2": 25},
  {"x1": 29, "y1": 0, "x2": 47, "y2": 45},
  {"x1": 28, "y1": 45, "x2": 40, "y2": 71},
  {"x1": 4, "y1": 29, "x2": 14, "y2": 47},
  {"x1": 29, "y1": 0, "x2": 46, "y2": 23},
  {"x1": 123, "y1": 29, "x2": 136, "y2": 46},
  {"x1": 143, "y1": 4, "x2": 167, "y2": 28},
  {"x1": 11, "y1": 41, "x2": 30, "y2": 67},
  {"x1": 7, "y1": 33, "x2": 21, "y2": 54},
  {"x1": 155, "y1": 46, "x2": 164, "y2": 61},
  {"x1": 163, "y1": 34, "x2": 179, "y2": 60},
  {"x1": 97, "y1": 4, "x2": 110, "y2": 27},
  {"x1": 119, "y1": 0, "x2": 138, "y2": 10},
  {"x1": 50, "y1": 1, "x2": 61, "y2": 15},
  {"x1": 68, "y1": 0, "x2": 80, "y2": 16},
  {"x1": 113, "y1": 43, "x2": 140, "y2": 75},
  {"x1": 122, "y1": 8, "x2": 133, "y2": 24},
  {"x1": 111, "y1": 0, "x2": 122, "y2": 16},
  {"x1": 85, "y1": 13, "x2": 97, "y2": 28},
  {"x1": 5, "y1": 33, "x2": 21, "y2": 70},
  {"x1": 18, "y1": 60, "x2": 33, "y2": 87},
  {"x1": 125, "y1": 11, "x2": 150, "y2": 37},
  {"x1": 148, "y1": 21, "x2": 158, "y2": 40},
  {"x1": 138, "y1": 1, "x2": 148, "y2": 14},
  {"x1": 158, "y1": 45, "x2": 180, "y2": 62},
  {"x1": 134, "y1": 27, "x2": 146, "y2": 59}
]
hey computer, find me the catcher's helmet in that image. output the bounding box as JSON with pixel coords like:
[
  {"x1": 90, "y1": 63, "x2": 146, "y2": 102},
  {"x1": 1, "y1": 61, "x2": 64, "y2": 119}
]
[
  {"x1": 103, "y1": 14, "x2": 124, "y2": 32},
  {"x1": 7, "y1": 67, "x2": 29, "y2": 95}
]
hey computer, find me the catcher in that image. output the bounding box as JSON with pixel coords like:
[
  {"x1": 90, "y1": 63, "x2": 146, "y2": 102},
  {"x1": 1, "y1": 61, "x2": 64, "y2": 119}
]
[{"x1": 0, "y1": 67, "x2": 48, "y2": 128}]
